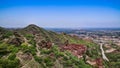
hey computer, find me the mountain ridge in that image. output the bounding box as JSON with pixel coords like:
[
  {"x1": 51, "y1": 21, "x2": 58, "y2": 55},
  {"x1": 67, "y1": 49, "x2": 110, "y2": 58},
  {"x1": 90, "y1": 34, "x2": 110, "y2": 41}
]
[{"x1": 0, "y1": 24, "x2": 103, "y2": 68}]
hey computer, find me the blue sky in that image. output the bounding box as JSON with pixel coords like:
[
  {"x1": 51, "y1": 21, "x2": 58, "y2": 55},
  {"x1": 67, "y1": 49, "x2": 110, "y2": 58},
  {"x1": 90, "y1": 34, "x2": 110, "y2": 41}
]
[{"x1": 0, "y1": 0, "x2": 120, "y2": 28}]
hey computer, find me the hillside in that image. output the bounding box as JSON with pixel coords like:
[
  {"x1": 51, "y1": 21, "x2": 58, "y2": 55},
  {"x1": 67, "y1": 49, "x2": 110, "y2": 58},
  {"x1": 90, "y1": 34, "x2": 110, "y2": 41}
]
[{"x1": 0, "y1": 24, "x2": 102, "y2": 68}]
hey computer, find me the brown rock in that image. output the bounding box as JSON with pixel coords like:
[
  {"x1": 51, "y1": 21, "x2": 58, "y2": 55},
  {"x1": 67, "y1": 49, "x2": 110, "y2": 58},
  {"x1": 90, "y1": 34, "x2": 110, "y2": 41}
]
[
  {"x1": 61, "y1": 44, "x2": 87, "y2": 58},
  {"x1": 9, "y1": 37, "x2": 24, "y2": 46}
]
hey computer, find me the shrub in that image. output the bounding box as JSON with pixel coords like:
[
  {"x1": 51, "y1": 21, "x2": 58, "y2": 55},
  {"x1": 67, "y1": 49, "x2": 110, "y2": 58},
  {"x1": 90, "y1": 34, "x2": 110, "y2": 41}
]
[
  {"x1": 21, "y1": 44, "x2": 36, "y2": 56},
  {"x1": 41, "y1": 49, "x2": 52, "y2": 54},
  {"x1": 0, "y1": 43, "x2": 10, "y2": 56},
  {"x1": 0, "y1": 58, "x2": 20, "y2": 68},
  {"x1": 29, "y1": 46, "x2": 36, "y2": 56},
  {"x1": 24, "y1": 34, "x2": 34, "y2": 39},
  {"x1": 8, "y1": 53, "x2": 16, "y2": 60},
  {"x1": 44, "y1": 57, "x2": 54, "y2": 66},
  {"x1": 29, "y1": 39, "x2": 36, "y2": 47},
  {"x1": 51, "y1": 45, "x2": 59, "y2": 52},
  {"x1": 63, "y1": 60, "x2": 73, "y2": 66},
  {"x1": 55, "y1": 51, "x2": 64, "y2": 58},
  {"x1": 7, "y1": 45, "x2": 19, "y2": 53},
  {"x1": 46, "y1": 61, "x2": 54, "y2": 67},
  {"x1": 63, "y1": 56, "x2": 69, "y2": 61},
  {"x1": 34, "y1": 56, "x2": 43, "y2": 63},
  {"x1": 2, "y1": 31, "x2": 13, "y2": 38}
]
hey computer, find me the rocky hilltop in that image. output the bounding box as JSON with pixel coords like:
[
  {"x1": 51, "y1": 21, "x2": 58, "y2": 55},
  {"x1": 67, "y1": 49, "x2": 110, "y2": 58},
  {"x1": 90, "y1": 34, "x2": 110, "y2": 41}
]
[{"x1": 0, "y1": 24, "x2": 103, "y2": 68}]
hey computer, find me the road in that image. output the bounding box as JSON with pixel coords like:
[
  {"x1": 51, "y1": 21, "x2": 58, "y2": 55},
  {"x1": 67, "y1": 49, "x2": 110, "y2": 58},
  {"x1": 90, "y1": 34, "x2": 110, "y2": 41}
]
[{"x1": 100, "y1": 43, "x2": 109, "y2": 61}]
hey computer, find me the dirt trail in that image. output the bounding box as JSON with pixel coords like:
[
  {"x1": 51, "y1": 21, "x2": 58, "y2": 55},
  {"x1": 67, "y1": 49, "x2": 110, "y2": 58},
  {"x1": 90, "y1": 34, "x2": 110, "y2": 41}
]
[
  {"x1": 21, "y1": 34, "x2": 31, "y2": 46},
  {"x1": 100, "y1": 43, "x2": 109, "y2": 61},
  {"x1": 21, "y1": 58, "x2": 33, "y2": 68},
  {"x1": 34, "y1": 34, "x2": 41, "y2": 57},
  {"x1": 36, "y1": 43, "x2": 40, "y2": 56},
  {"x1": 86, "y1": 60, "x2": 96, "y2": 65},
  {"x1": 105, "y1": 48, "x2": 116, "y2": 53}
]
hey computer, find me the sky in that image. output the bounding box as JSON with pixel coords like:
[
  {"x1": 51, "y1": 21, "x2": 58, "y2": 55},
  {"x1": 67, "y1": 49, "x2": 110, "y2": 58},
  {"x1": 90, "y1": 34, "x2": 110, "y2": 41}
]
[{"x1": 0, "y1": 0, "x2": 120, "y2": 28}]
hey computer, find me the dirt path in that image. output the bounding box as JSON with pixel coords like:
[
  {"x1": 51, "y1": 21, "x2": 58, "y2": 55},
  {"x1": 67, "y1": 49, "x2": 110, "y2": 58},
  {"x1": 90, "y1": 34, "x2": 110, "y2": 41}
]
[
  {"x1": 105, "y1": 48, "x2": 116, "y2": 53},
  {"x1": 34, "y1": 34, "x2": 41, "y2": 57},
  {"x1": 21, "y1": 58, "x2": 33, "y2": 68},
  {"x1": 36, "y1": 43, "x2": 40, "y2": 56},
  {"x1": 100, "y1": 43, "x2": 109, "y2": 61},
  {"x1": 23, "y1": 37, "x2": 31, "y2": 46},
  {"x1": 86, "y1": 60, "x2": 96, "y2": 65}
]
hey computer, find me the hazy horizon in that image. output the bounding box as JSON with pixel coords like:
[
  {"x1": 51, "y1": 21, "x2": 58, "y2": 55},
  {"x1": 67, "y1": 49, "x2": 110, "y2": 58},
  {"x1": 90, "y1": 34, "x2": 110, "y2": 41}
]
[
  {"x1": 0, "y1": 0, "x2": 120, "y2": 28},
  {"x1": 1, "y1": 24, "x2": 120, "y2": 29}
]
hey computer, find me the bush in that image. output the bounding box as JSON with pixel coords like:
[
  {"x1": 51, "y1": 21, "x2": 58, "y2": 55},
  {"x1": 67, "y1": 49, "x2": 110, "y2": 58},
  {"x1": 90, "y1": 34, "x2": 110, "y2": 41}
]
[
  {"x1": 44, "y1": 57, "x2": 54, "y2": 66},
  {"x1": 112, "y1": 62, "x2": 120, "y2": 68},
  {"x1": 29, "y1": 46, "x2": 36, "y2": 56},
  {"x1": 2, "y1": 31, "x2": 13, "y2": 38},
  {"x1": 21, "y1": 44, "x2": 36, "y2": 56},
  {"x1": 41, "y1": 49, "x2": 52, "y2": 54},
  {"x1": 54, "y1": 51, "x2": 64, "y2": 58},
  {"x1": 8, "y1": 53, "x2": 16, "y2": 60},
  {"x1": 0, "y1": 58, "x2": 20, "y2": 68},
  {"x1": 62, "y1": 56, "x2": 69, "y2": 61},
  {"x1": 0, "y1": 43, "x2": 10, "y2": 56},
  {"x1": 34, "y1": 56, "x2": 43, "y2": 63},
  {"x1": 29, "y1": 39, "x2": 36, "y2": 47},
  {"x1": 46, "y1": 61, "x2": 54, "y2": 67},
  {"x1": 7, "y1": 45, "x2": 19, "y2": 53},
  {"x1": 24, "y1": 34, "x2": 34, "y2": 39},
  {"x1": 51, "y1": 45, "x2": 59, "y2": 52},
  {"x1": 63, "y1": 60, "x2": 73, "y2": 66}
]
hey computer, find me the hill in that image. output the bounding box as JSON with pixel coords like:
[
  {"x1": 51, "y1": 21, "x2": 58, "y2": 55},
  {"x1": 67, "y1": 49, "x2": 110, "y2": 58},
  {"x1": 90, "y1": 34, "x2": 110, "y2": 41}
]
[{"x1": 0, "y1": 24, "x2": 102, "y2": 68}]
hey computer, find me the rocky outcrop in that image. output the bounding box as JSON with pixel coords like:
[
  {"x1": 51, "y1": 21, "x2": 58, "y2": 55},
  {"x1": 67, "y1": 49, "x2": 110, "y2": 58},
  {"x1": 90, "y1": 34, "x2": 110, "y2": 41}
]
[
  {"x1": 16, "y1": 52, "x2": 33, "y2": 67},
  {"x1": 9, "y1": 37, "x2": 24, "y2": 46},
  {"x1": 38, "y1": 40, "x2": 52, "y2": 49},
  {"x1": 61, "y1": 44, "x2": 87, "y2": 58},
  {"x1": 8, "y1": 32, "x2": 24, "y2": 46},
  {"x1": 86, "y1": 58, "x2": 103, "y2": 68}
]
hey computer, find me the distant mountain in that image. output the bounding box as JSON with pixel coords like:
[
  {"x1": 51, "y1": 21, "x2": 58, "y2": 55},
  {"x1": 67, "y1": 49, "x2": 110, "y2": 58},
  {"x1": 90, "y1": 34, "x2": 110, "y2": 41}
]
[
  {"x1": 0, "y1": 24, "x2": 103, "y2": 68},
  {"x1": 17, "y1": 24, "x2": 82, "y2": 45}
]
